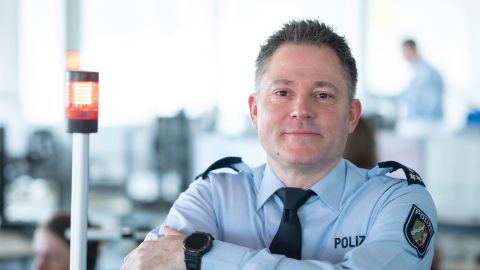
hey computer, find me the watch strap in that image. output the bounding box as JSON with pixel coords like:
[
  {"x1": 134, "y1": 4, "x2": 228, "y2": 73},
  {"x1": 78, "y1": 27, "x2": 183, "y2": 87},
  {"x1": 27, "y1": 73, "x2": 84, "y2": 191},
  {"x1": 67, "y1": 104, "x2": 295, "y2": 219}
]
[{"x1": 185, "y1": 252, "x2": 202, "y2": 270}]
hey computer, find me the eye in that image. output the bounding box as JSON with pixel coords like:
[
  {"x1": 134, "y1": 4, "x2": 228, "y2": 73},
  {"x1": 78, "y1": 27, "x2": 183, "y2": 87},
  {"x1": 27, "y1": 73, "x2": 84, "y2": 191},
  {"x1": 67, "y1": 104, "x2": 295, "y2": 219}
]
[
  {"x1": 273, "y1": 90, "x2": 289, "y2": 97},
  {"x1": 316, "y1": 93, "x2": 330, "y2": 99},
  {"x1": 313, "y1": 91, "x2": 336, "y2": 104}
]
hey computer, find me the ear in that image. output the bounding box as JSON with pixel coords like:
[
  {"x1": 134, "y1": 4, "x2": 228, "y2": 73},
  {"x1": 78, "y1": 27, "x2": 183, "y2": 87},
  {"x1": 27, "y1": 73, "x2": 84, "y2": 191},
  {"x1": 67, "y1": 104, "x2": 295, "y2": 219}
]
[
  {"x1": 347, "y1": 99, "x2": 362, "y2": 134},
  {"x1": 248, "y1": 93, "x2": 258, "y2": 129}
]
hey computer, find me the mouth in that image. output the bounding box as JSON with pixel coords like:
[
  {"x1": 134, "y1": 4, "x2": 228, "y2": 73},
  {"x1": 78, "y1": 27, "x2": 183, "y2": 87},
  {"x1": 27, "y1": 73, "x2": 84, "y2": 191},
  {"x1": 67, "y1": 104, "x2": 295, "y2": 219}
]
[{"x1": 284, "y1": 130, "x2": 321, "y2": 136}]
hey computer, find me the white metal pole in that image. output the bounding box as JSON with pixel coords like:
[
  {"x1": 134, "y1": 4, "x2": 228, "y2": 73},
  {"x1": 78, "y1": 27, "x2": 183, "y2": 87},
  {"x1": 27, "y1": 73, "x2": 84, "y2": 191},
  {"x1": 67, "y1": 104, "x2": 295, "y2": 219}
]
[{"x1": 70, "y1": 133, "x2": 89, "y2": 270}]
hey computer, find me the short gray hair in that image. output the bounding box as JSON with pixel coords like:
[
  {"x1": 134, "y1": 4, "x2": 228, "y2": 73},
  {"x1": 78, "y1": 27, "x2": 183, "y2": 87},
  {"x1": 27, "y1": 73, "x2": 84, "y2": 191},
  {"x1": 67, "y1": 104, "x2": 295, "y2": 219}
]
[{"x1": 255, "y1": 19, "x2": 358, "y2": 99}]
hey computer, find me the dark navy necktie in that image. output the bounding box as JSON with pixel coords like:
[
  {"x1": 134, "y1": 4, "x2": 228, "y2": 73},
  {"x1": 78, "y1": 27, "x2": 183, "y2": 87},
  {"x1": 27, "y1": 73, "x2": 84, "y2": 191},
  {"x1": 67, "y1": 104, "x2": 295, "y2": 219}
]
[{"x1": 269, "y1": 187, "x2": 315, "y2": 259}]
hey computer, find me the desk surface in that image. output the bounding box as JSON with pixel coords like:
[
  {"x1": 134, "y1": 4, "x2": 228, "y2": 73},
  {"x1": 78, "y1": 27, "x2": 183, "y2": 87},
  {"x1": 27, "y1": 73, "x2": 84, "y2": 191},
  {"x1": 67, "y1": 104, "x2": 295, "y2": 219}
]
[{"x1": 0, "y1": 230, "x2": 33, "y2": 259}]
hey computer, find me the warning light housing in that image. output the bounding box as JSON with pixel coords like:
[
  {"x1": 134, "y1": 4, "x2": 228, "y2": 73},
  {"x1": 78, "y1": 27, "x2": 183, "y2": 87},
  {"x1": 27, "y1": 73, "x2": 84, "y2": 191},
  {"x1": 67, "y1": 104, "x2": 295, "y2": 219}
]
[{"x1": 66, "y1": 71, "x2": 99, "y2": 133}]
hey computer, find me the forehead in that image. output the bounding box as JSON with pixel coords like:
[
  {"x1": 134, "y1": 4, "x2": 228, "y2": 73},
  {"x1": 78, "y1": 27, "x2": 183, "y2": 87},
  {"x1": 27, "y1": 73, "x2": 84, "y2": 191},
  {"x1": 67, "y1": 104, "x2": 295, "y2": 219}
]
[{"x1": 261, "y1": 43, "x2": 348, "y2": 91}]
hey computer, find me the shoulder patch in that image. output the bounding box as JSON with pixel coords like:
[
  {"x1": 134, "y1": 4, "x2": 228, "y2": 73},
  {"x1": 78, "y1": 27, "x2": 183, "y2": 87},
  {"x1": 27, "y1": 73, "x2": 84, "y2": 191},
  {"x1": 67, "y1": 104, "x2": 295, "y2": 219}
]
[
  {"x1": 403, "y1": 204, "x2": 434, "y2": 258},
  {"x1": 378, "y1": 161, "x2": 425, "y2": 186},
  {"x1": 195, "y1": 156, "x2": 247, "y2": 180}
]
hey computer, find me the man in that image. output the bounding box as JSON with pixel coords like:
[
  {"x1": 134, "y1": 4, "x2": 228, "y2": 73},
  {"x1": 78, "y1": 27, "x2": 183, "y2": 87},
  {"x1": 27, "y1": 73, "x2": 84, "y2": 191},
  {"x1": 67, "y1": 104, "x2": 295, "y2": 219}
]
[
  {"x1": 400, "y1": 39, "x2": 444, "y2": 121},
  {"x1": 122, "y1": 20, "x2": 436, "y2": 269}
]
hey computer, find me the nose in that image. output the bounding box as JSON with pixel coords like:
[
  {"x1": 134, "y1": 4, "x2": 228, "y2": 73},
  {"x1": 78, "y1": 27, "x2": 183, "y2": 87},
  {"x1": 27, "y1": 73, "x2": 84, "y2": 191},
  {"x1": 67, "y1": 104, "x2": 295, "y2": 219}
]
[{"x1": 289, "y1": 94, "x2": 316, "y2": 120}]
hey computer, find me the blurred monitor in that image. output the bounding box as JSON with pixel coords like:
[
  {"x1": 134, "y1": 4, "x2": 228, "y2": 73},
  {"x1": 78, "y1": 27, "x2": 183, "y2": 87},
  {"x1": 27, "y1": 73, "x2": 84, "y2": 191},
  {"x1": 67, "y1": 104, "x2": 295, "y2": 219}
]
[{"x1": 0, "y1": 127, "x2": 69, "y2": 227}]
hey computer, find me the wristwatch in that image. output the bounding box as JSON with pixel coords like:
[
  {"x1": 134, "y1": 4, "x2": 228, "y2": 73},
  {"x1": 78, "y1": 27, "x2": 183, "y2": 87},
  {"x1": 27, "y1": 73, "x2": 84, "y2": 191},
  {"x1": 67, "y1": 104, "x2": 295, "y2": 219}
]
[{"x1": 183, "y1": 231, "x2": 214, "y2": 270}]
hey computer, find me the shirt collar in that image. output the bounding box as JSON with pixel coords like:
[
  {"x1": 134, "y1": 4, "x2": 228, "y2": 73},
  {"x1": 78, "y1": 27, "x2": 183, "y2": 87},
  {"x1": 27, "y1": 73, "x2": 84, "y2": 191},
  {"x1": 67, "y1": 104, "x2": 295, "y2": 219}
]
[
  {"x1": 308, "y1": 159, "x2": 346, "y2": 211},
  {"x1": 256, "y1": 160, "x2": 346, "y2": 211},
  {"x1": 256, "y1": 165, "x2": 285, "y2": 210}
]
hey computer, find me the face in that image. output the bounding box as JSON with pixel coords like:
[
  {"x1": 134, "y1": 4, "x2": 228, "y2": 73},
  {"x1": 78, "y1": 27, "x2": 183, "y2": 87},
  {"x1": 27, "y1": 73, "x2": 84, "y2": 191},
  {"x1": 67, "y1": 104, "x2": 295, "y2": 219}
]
[
  {"x1": 249, "y1": 44, "x2": 361, "y2": 170},
  {"x1": 403, "y1": 45, "x2": 417, "y2": 61},
  {"x1": 33, "y1": 227, "x2": 70, "y2": 270}
]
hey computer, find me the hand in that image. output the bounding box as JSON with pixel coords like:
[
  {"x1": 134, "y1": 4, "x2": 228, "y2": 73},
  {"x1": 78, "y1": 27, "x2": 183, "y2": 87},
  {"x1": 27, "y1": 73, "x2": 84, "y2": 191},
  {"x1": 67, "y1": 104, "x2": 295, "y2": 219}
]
[
  {"x1": 121, "y1": 226, "x2": 187, "y2": 270},
  {"x1": 162, "y1": 226, "x2": 186, "y2": 237}
]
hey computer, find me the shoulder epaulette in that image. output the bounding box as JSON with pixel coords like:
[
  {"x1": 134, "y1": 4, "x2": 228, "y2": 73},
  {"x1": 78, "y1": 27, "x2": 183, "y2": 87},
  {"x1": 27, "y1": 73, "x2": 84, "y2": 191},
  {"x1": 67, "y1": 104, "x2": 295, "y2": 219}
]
[
  {"x1": 377, "y1": 161, "x2": 425, "y2": 187},
  {"x1": 195, "y1": 156, "x2": 251, "y2": 180}
]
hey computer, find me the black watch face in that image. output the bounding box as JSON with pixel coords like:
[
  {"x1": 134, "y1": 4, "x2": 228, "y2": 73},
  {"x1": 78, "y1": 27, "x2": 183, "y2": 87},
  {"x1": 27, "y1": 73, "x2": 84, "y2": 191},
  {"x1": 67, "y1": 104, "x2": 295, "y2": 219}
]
[{"x1": 185, "y1": 233, "x2": 210, "y2": 251}]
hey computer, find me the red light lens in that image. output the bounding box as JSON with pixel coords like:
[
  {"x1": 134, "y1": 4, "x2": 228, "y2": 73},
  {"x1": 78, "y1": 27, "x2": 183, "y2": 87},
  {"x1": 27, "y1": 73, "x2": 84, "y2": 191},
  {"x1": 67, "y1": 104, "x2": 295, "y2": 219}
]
[{"x1": 66, "y1": 80, "x2": 99, "y2": 120}]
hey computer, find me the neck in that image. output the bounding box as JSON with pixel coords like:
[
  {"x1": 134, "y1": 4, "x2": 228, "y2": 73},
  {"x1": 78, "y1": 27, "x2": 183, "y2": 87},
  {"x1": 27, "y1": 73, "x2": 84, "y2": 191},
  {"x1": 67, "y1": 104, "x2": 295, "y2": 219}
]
[{"x1": 267, "y1": 157, "x2": 341, "y2": 189}]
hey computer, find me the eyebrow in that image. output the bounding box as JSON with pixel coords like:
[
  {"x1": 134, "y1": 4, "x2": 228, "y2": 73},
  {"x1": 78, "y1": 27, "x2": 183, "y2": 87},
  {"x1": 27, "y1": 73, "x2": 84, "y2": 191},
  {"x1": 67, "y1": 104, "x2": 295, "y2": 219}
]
[
  {"x1": 313, "y1": 81, "x2": 340, "y2": 92},
  {"x1": 271, "y1": 79, "x2": 340, "y2": 92}
]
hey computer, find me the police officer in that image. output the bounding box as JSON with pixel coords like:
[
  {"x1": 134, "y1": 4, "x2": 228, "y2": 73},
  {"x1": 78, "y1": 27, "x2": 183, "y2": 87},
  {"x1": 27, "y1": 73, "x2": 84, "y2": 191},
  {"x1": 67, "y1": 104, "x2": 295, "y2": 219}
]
[{"x1": 122, "y1": 19, "x2": 436, "y2": 270}]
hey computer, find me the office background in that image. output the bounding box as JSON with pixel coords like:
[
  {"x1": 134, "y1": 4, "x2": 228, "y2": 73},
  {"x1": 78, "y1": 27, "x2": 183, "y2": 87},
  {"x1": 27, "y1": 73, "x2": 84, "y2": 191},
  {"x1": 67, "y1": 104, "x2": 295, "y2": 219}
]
[{"x1": 1, "y1": 0, "x2": 480, "y2": 269}]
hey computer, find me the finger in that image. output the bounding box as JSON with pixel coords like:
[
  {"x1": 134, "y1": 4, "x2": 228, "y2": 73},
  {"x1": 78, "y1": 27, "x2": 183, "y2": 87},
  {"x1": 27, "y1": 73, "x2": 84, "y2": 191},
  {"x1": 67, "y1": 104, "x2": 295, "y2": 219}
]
[
  {"x1": 121, "y1": 254, "x2": 130, "y2": 269},
  {"x1": 162, "y1": 225, "x2": 184, "y2": 236}
]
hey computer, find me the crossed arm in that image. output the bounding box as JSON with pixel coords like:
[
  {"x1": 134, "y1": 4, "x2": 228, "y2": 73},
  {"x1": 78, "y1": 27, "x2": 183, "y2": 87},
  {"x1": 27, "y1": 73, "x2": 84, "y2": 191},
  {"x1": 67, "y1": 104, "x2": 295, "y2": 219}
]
[{"x1": 121, "y1": 178, "x2": 437, "y2": 270}]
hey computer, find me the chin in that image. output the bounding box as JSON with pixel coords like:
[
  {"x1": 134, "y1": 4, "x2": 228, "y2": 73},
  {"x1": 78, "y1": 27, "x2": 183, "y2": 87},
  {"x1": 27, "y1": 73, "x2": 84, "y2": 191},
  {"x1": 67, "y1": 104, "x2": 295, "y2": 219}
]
[
  {"x1": 290, "y1": 158, "x2": 322, "y2": 166},
  {"x1": 282, "y1": 150, "x2": 323, "y2": 165}
]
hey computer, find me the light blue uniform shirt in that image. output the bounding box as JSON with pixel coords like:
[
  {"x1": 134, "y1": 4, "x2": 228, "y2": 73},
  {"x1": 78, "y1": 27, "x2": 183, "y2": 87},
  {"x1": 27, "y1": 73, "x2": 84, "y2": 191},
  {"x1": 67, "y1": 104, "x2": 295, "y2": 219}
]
[
  {"x1": 402, "y1": 59, "x2": 444, "y2": 120},
  {"x1": 146, "y1": 159, "x2": 437, "y2": 269}
]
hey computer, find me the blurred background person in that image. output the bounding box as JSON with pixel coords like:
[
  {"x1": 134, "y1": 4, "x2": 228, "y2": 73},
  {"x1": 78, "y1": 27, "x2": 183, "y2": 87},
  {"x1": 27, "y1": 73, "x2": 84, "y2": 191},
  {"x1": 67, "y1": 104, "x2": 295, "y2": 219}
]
[
  {"x1": 343, "y1": 117, "x2": 378, "y2": 169},
  {"x1": 399, "y1": 39, "x2": 444, "y2": 123},
  {"x1": 32, "y1": 213, "x2": 100, "y2": 270}
]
